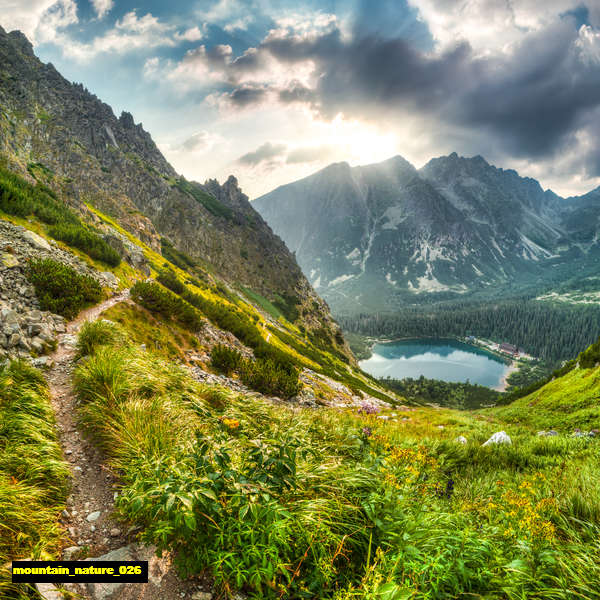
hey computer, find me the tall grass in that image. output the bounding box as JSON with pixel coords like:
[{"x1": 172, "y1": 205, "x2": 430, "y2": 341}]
[
  {"x1": 73, "y1": 324, "x2": 600, "y2": 599},
  {"x1": 0, "y1": 361, "x2": 70, "y2": 598}
]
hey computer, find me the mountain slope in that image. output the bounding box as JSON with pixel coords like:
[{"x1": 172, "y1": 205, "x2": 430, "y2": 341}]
[
  {"x1": 254, "y1": 153, "x2": 600, "y2": 313},
  {"x1": 0, "y1": 25, "x2": 346, "y2": 351}
]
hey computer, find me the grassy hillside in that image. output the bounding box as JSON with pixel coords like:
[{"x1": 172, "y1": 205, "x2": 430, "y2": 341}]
[
  {"x1": 492, "y1": 362, "x2": 600, "y2": 431},
  {"x1": 65, "y1": 320, "x2": 600, "y2": 599}
]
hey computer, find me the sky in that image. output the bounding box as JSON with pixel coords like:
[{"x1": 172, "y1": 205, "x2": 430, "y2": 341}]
[{"x1": 2, "y1": 1, "x2": 600, "y2": 198}]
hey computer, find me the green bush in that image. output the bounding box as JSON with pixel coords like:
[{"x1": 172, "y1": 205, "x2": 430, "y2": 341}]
[
  {"x1": 131, "y1": 281, "x2": 203, "y2": 331},
  {"x1": 157, "y1": 267, "x2": 185, "y2": 295},
  {"x1": 239, "y1": 357, "x2": 301, "y2": 399},
  {"x1": 210, "y1": 344, "x2": 243, "y2": 376},
  {"x1": 26, "y1": 258, "x2": 102, "y2": 319},
  {"x1": 48, "y1": 223, "x2": 121, "y2": 267},
  {"x1": 0, "y1": 164, "x2": 79, "y2": 226}
]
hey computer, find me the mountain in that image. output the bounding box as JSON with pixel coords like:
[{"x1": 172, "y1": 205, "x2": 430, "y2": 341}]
[
  {"x1": 254, "y1": 153, "x2": 600, "y2": 313},
  {"x1": 0, "y1": 25, "x2": 347, "y2": 351}
]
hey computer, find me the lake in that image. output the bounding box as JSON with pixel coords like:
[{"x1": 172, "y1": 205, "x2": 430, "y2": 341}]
[{"x1": 359, "y1": 338, "x2": 511, "y2": 389}]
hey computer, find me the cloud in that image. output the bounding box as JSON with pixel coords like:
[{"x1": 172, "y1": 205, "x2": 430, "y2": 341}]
[
  {"x1": 286, "y1": 145, "x2": 335, "y2": 164},
  {"x1": 0, "y1": 0, "x2": 58, "y2": 40},
  {"x1": 238, "y1": 141, "x2": 286, "y2": 166},
  {"x1": 180, "y1": 130, "x2": 223, "y2": 152},
  {"x1": 168, "y1": 9, "x2": 600, "y2": 178},
  {"x1": 91, "y1": 0, "x2": 113, "y2": 19},
  {"x1": 48, "y1": 9, "x2": 182, "y2": 61},
  {"x1": 34, "y1": 0, "x2": 78, "y2": 44}
]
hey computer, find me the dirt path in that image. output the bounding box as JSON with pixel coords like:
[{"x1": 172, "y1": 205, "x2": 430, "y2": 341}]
[{"x1": 44, "y1": 290, "x2": 204, "y2": 600}]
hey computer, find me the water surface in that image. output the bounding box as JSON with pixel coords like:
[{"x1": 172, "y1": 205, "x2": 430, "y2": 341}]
[{"x1": 359, "y1": 338, "x2": 510, "y2": 388}]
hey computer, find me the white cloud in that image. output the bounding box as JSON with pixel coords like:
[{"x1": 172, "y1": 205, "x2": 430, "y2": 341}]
[
  {"x1": 407, "y1": 0, "x2": 587, "y2": 55},
  {"x1": 91, "y1": 0, "x2": 113, "y2": 19},
  {"x1": 48, "y1": 9, "x2": 184, "y2": 62},
  {"x1": 34, "y1": 0, "x2": 78, "y2": 44},
  {"x1": 0, "y1": 0, "x2": 57, "y2": 39},
  {"x1": 175, "y1": 25, "x2": 205, "y2": 42}
]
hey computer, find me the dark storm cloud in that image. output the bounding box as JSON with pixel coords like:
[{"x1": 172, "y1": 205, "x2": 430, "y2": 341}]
[
  {"x1": 238, "y1": 141, "x2": 286, "y2": 165},
  {"x1": 219, "y1": 13, "x2": 600, "y2": 172},
  {"x1": 225, "y1": 85, "x2": 268, "y2": 107}
]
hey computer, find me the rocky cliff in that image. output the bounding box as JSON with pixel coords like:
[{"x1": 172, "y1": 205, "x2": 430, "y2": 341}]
[
  {"x1": 254, "y1": 153, "x2": 600, "y2": 313},
  {"x1": 0, "y1": 25, "x2": 347, "y2": 352}
]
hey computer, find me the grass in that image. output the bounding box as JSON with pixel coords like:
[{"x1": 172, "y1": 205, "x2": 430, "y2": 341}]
[
  {"x1": 72, "y1": 321, "x2": 600, "y2": 599},
  {"x1": 491, "y1": 364, "x2": 600, "y2": 430},
  {"x1": 0, "y1": 361, "x2": 70, "y2": 598}
]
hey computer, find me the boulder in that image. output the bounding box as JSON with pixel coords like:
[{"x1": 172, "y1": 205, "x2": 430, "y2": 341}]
[
  {"x1": 482, "y1": 431, "x2": 512, "y2": 446},
  {"x1": 1, "y1": 253, "x2": 19, "y2": 269},
  {"x1": 22, "y1": 230, "x2": 51, "y2": 251},
  {"x1": 455, "y1": 436, "x2": 467, "y2": 444}
]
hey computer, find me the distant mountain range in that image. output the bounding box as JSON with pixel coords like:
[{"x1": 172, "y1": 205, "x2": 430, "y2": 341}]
[{"x1": 253, "y1": 153, "x2": 600, "y2": 313}]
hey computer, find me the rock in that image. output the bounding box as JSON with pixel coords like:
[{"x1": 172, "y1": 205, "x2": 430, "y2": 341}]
[
  {"x1": 109, "y1": 528, "x2": 121, "y2": 537},
  {"x1": 376, "y1": 415, "x2": 390, "y2": 420},
  {"x1": 482, "y1": 431, "x2": 512, "y2": 446},
  {"x1": 84, "y1": 544, "x2": 169, "y2": 599},
  {"x1": 192, "y1": 592, "x2": 213, "y2": 600},
  {"x1": 537, "y1": 430, "x2": 558, "y2": 437},
  {"x1": 35, "y1": 582, "x2": 63, "y2": 600},
  {"x1": 100, "y1": 271, "x2": 118, "y2": 288},
  {"x1": 22, "y1": 230, "x2": 51, "y2": 251},
  {"x1": 61, "y1": 509, "x2": 70, "y2": 518},
  {"x1": 63, "y1": 546, "x2": 80, "y2": 560},
  {"x1": 1, "y1": 253, "x2": 19, "y2": 269},
  {"x1": 455, "y1": 436, "x2": 467, "y2": 444},
  {"x1": 86, "y1": 511, "x2": 101, "y2": 522}
]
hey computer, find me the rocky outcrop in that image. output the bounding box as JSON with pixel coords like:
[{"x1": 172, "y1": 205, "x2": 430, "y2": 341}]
[
  {"x1": 0, "y1": 26, "x2": 351, "y2": 360},
  {"x1": 254, "y1": 153, "x2": 600, "y2": 313},
  {"x1": 0, "y1": 220, "x2": 116, "y2": 359}
]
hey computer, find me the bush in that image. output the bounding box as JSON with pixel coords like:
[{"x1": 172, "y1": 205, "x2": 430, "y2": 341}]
[
  {"x1": 0, "y1": 164, "x2": 78, "y2": 226},
  {"x1": 211, "y1": 344, "x2": 243, "y2": 376},
  {"x1": 48, "y1": 223, "x2": 121, "y2": 267},
  {"x1": 131, "y1": 281, "x2": 203, "y2": 331},
  {"x1": 26, "y1": 258, "x2": 103, "y2": 319},
  {"x1": 239, "y1": 358, "x2": 302, "y2": 399},
  {"x1": 157, "y1": 267, "x2": 185, "y2": 295}
]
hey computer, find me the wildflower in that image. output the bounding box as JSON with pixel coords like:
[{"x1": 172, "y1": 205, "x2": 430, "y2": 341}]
[
  {"x1": 358, "y1": 402, "x2": 380, "y2": 415},
  {"x1": 362, "y1": 426, "x2": 373, "y2": 438},
  {"x1": 221, "y1": 417, "x2": 240, "y2": 429}
]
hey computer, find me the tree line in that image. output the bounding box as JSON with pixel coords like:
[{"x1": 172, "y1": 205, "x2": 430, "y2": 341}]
[{"x1": 339, "y1": 299, "x2": 600, "y2": 365}]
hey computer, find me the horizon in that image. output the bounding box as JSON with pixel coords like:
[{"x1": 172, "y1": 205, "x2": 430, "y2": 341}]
[{"x1": 2, "y1": 1, "x2": 600, "y2": 198}]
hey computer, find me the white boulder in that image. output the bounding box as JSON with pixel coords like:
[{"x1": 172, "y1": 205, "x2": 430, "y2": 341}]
[{"x1": 483, "y1": 431, "x2": 512, "y2": 446}]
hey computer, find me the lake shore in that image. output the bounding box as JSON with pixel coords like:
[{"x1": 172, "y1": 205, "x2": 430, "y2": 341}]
[{"x1": 494, "y1": 360, "x2": 518, "y2": 392}]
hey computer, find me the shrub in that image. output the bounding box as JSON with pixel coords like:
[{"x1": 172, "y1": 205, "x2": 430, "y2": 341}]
[
  {"x1": 211, "y1": 344, "x2": 243, "y2": 376},
  {"x1": 157, "y1": 267, "x2": 185, "y2": 295},
  {"x1": 48, "y1": 223, "x2": 121, "y2": 267},
  {"x1": 0, "y1": 164, "x2": 79, "y2": 226},
  {"x1": 239, "y1": 357, "x2": 301, "y2": 399},
  {"x1": 26, "y1": 258, "x2": 103, "y2": 319},
  {"x1": 131, "y1": 281, "x2": 203, "y2": 331}
]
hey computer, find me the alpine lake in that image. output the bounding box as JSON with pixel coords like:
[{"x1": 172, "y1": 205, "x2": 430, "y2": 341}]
[{"x1": 359, "y1": 338, "x2": 511, "y2": 389}]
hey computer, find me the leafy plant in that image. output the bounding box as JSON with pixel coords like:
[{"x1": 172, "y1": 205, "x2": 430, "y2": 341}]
[
  {"x1": 48, "y1": 223, "x2": 121, "y2": 267},
  {"x1": 26, "y1": 258, "x2": 102, "y2": 319}
]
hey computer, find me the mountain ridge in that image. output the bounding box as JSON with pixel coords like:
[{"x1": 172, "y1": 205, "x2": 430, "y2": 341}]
[
  {"x1": 0, "y1": 25, "x2": 349, "y2": 354},
  {"x1": 254, "y1": 151, "x2": 600, "y2": 313}
]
